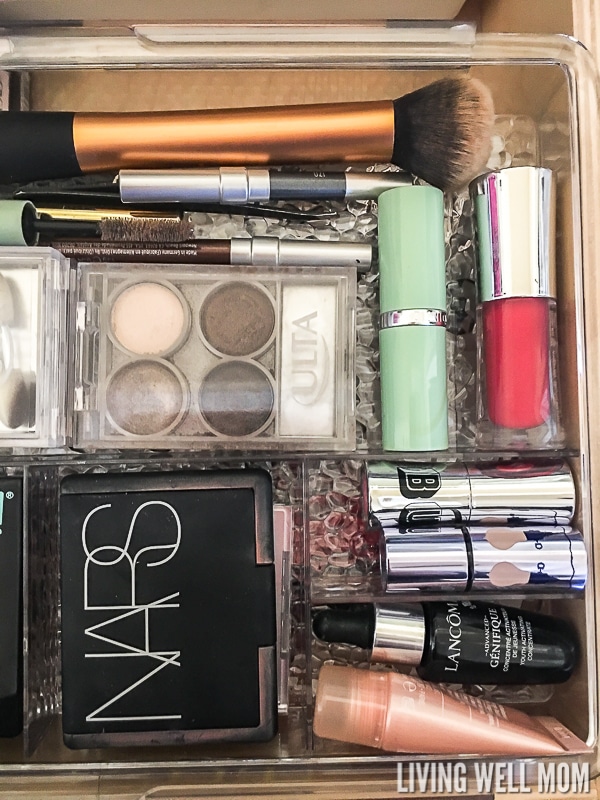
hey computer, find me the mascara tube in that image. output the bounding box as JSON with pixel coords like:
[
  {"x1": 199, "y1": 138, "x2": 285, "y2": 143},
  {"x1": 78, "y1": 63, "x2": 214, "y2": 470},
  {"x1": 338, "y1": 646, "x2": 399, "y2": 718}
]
[{"x1": 378, "y1": 186, "x2": 448, "y2": 451}]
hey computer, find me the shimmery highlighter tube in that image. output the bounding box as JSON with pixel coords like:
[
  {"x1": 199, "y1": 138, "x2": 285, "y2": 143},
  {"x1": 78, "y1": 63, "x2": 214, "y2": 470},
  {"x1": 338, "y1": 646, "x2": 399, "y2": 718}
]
[
  {"x1": 313, "y1": 664, "x2": 579, "y2": 756},
  {"x1": 378, "y1": 186, "x2": 448, "y2": 451},
  {"x1": 470, "y1": 166, "x2": 562, "y2": 448}
]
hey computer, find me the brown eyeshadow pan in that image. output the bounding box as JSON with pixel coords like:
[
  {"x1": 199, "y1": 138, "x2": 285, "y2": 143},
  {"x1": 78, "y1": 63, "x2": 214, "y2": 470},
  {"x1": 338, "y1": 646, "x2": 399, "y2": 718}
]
[
  {"x1": 106, "y1": 360, "x2": 186, "y2": 436},
  {"x1": 199, "y1": 360, "x2": 275, "y2": 437},
  {"x1": 199, "y1": 281, "x2": 276, "y2": 357}
]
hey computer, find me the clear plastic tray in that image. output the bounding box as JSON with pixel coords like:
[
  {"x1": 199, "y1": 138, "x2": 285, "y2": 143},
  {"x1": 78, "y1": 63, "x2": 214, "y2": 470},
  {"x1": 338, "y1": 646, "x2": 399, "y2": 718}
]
[{"x1": 0, "y1": 19, "x2": 597, "y2": 800}]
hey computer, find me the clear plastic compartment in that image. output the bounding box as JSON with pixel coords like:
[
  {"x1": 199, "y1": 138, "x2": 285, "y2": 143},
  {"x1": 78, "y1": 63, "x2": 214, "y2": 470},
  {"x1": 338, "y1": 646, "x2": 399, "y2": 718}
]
[{"x1": 0, "y1": 20, "x2": 597, "y2": 800}]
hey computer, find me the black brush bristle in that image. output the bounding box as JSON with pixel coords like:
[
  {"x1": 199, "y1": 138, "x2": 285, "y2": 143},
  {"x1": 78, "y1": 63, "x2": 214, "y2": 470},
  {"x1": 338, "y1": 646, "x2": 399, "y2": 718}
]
[
  {"x1": 391, "y1": 76, "x2": 495, "y2": 191},
  {"x1": 99, "y1": 216, "x2": 192, "y2": 243}
]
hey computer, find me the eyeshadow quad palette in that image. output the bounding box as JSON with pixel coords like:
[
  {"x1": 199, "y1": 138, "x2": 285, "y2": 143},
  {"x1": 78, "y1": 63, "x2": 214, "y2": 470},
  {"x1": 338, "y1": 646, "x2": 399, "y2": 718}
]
[
  {"x1": 73, "y1": 262, "x2": 356, "y2": 450},
  {"x1": 59, "y1": 468, "x2": 277, "y2": 748}
]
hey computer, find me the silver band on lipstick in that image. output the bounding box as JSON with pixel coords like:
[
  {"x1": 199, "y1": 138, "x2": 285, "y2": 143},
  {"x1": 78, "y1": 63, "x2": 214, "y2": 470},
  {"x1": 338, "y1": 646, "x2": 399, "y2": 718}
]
[
  {"x1": 230, "y1": 236, "x2": 372, "y2": 269},
  {"x1": 379, "y1": 309, "x2": 447, "y2": 330},
  {"x1": 120, "y1": 167, "x2": 271, "y2": 204}
]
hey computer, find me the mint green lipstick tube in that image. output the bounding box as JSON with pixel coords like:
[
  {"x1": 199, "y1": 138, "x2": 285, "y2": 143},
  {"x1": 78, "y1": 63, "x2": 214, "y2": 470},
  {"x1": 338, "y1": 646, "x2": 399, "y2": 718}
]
[{"x1": 378, "y1": 185, "x2": 448, "y2": 451}]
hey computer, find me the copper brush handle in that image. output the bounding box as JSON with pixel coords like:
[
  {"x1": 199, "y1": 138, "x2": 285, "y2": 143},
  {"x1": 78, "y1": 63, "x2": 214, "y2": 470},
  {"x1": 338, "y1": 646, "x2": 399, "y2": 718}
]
[{"x1": 0, "y1": 102, "x2": 394, "y2": 183}]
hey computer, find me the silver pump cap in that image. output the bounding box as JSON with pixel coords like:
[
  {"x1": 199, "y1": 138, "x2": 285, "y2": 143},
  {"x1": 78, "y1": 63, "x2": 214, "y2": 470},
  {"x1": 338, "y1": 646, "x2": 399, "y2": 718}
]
[
  {"x1": 366, "y1": 460, "x2": 575, "y2": 527},
  {"x1": 470, "y1": 166, "x2": 556, "y2": 302},
  {"x1": 371, "y1": 604, "x2": 426, "y2": 666}
]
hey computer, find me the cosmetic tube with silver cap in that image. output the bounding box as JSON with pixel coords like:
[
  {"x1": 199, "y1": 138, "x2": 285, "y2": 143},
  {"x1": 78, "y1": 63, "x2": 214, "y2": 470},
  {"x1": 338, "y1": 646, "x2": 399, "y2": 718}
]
[
  {"x1": 119, "y1": 167, "x2": 412, "y2": 204},
  {"x1": 470, "y1": 166, "x2": 562, "y2": 448},
  {"x1": 312, "y1": 601, "x2": 579, "y2": 685},
  {"x1": 365, "y1": 459, "x2": 576, "y2": 528},
  {"x1": 380, "y1": 525, "x2": 587, "y2": 594},
  {"x1": 378, "y1": 185, "x2": 448, "y2": 451}
]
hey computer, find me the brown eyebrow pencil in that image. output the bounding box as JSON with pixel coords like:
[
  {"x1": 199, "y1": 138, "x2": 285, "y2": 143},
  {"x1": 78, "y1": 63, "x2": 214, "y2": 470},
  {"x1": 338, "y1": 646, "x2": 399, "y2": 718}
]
[{"x1": 0, "y1": 77, "x2": 494, "y2": 191}]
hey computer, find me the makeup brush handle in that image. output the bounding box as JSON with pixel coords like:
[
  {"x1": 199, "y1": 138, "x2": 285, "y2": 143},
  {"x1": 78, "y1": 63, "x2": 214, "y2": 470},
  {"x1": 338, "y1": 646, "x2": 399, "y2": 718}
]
[
  {"x1": 0, "y1": 104, "x2": 392, "y2": 183},
  {"x1": 72, "y1": 104, "x2": 394, "y2": 174},
  {"x1": 0, "y1": 113, "x2": 80, "y2": 183},
  {"x1": 0, "y1": 102, "x2": 398, "y2": 185}
]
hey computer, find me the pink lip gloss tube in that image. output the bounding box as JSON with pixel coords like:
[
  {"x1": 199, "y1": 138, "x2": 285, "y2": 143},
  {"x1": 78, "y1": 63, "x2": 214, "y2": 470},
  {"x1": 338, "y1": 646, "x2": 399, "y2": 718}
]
[
  {"x1": 314, "y1": 664, "x2": 581, "y2": 756},
  {"x1": 470, "y1": 166, "x2": 563, "y2": 449}
]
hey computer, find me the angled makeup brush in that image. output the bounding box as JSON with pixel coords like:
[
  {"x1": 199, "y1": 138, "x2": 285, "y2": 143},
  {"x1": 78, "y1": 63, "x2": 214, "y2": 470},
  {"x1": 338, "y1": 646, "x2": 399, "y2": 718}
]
[{"x1": 0, "y1": 77, "x2": 494, "y2": 190}]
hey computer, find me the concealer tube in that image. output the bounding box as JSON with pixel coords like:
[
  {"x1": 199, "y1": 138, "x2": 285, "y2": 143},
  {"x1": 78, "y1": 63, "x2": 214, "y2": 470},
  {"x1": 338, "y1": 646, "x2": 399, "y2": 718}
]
[
  {"x1": 314, "y1": 664, "x2": 576, "y2": 756},
  {"x1": 380, "y1": 525, "x2": 587, "y2": 593}
]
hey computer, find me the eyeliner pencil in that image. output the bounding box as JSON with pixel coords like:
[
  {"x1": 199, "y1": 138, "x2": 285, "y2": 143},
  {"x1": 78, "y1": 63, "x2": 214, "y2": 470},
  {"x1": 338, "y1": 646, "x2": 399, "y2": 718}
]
[
  {"x1": 119, "y1": 168, "x2": 412, "y2": 204},
  {"x1": 50, "y1": 238, "x2": 373, "y2": 271}
]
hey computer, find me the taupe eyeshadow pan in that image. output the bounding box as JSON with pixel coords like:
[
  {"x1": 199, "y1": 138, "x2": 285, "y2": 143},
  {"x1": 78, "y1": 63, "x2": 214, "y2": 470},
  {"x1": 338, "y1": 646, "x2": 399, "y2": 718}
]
[
  {"x1": 199, "y1": 360, "x2": 275, "y2": 437},
  {"x1": 106, "y1": 360, "x2": 186, "y2": 436},
  {"x1": 199, "y1": 281, "x2": 276, "y2": 357}
]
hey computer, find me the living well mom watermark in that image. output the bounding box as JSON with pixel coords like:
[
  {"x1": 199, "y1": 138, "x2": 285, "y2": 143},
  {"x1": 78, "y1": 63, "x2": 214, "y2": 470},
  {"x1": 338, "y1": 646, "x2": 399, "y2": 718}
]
[{"x1": 397, "y1": 761, "x2": 591, "y2": 794}]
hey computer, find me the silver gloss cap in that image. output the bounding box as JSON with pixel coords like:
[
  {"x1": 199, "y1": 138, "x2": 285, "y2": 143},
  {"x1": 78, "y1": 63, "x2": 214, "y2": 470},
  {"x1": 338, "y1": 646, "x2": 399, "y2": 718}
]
[
  {"x1": 470, "y1": 166, "x2": 556, "y2": 301},
  {"x1": 371, "y1": 604, "x2": 425, "y2": 666},
  {"x1": 381, "y1": 528, "x2": 469, "y2": 592}
]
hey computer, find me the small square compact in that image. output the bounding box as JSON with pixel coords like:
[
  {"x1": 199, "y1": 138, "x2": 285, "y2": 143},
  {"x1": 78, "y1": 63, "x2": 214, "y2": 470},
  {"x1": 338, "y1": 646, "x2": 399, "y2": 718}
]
[
  {"x1": 60, "y1": 468, "x2": 277, "y2": 748},
  {"x1": 72, "y1": 263, "x2": 356, "y2": 450}
]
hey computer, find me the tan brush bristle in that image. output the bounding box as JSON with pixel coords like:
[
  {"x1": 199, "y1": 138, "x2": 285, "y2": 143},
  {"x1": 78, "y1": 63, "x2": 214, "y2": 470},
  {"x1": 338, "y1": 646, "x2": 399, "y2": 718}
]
[
  {"x1": 391, "y1": 76, "x2": 495, "y2": 191},
  {"x1": 99, "y1": 216, "x2": 192, "y2": 243}
]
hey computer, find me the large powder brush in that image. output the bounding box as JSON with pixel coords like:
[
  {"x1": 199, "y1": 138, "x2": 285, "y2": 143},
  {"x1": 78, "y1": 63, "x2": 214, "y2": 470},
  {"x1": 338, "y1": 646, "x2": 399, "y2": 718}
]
[{"x1": 0, "y1": 77, "x2": 494, "y2": 190}]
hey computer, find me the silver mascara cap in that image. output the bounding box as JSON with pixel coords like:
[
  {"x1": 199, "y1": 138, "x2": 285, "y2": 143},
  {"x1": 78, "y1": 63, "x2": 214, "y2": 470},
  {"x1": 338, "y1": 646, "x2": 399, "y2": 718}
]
[
  {"x1": 371, "y1": 604, "x2": 425, "y2": 666},
  {"x1": 366, "y1": 460, "x2": 575, "y2": 527},
  {"x1": 381, "y1": 528, "x2": 470, "y2": 592},
  {"x1": 469, "y1": 526, "x2": 587, "y2": 591},
  {"x1": 470, "y1": 166, "x2": 556, "y2": 301},
  {"x1": 230, "y1": 236, "x2": 372, "y2": 269}
]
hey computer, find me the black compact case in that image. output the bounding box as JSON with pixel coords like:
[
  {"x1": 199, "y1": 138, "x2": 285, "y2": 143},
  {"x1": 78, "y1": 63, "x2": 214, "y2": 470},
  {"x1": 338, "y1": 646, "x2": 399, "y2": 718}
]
[
  {"x1": 0, "y1": 478, "x2": 23, "y2": 738},
  {"x1": 59, "y1": 469, "x2": 277, "y2": 748}
]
